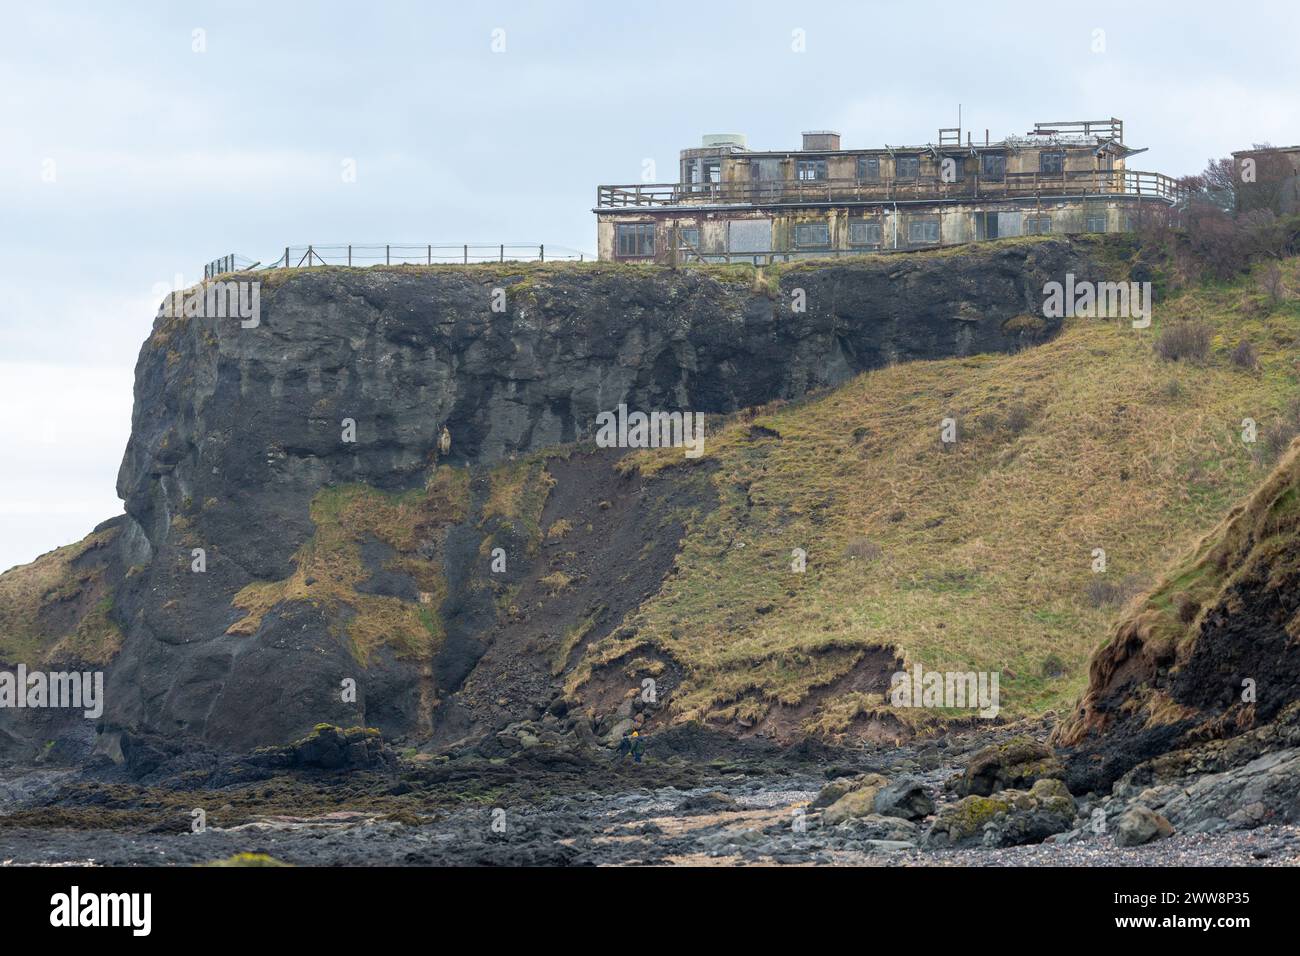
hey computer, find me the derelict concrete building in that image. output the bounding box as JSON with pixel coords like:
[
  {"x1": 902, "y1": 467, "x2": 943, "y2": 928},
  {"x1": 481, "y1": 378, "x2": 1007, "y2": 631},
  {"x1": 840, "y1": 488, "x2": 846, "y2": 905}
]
[{"x1": 594, "y1": 118, "x2": 1184, "y2": 263}]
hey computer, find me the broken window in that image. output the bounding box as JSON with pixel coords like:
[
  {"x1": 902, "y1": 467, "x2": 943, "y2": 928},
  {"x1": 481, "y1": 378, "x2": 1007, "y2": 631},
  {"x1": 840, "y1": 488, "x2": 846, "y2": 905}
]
[
  {"x1": 908, "y1": 219, "x2": 940, "y2": 244},
  {"x1": 981, "y1": 153, "x2": 1006, "y2": 181},
  {"x1": 848, "y1": 220, "x2": 883, "y2": 246},
  {"x1": 794, "y1": 221, "x2": 831, "y2": 248},
  {"x1": 703, "y1": 160, "x2": 722, "y2": 183},
  {"x1": 678, "y1": 226, "x2": 701, "y2": 249},
  {"x1": 980, "y1": 211, "x2": 1000, "y2": 239},
  {"x1": 1039, "y1": 150, "x2": 1065, "y2": 175},
  {"x1": 1024, "y1": 215, "x2": 1052, "y2": 235},
  {"x1": 615, "y1": 222, "x2": 656, "y2": 257},
  {"x1": 797, "y1": 159, "x2": 828, "y2": 181},
  {"x1": 895, "y1": 155, "x2": 920, "y2": 179},
  {"x1": 857, "y1": 156, "x2": 880, "y2": 182}
]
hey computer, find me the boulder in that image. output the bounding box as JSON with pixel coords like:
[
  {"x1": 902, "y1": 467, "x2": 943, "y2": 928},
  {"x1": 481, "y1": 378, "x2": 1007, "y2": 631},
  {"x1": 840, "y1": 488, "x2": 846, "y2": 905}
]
[
  {"x1": 820, "y1": 773, "x2": 889, "y2": 824},
  {"x1": 873, "y1": 776, "x2": 934, "y2": 820},
  {"x1": 958, "y1": 736, "x2": 1065, "y2": 797},
  {"x1": 1114, "y1": 806, "x2": 1175, "y2": 847},
  {"x1": 926, "y1": 778, "x2": 1076, "y2": 848},
  {"x1": 838, "y1": 813, "x2": 922, "y2": 843}
]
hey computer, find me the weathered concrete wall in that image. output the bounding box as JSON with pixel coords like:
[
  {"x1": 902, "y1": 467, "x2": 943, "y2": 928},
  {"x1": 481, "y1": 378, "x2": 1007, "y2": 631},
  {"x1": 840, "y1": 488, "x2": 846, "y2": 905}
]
[{"x1": 598, "y1": 198, "x2": 1150, "y2": 260}]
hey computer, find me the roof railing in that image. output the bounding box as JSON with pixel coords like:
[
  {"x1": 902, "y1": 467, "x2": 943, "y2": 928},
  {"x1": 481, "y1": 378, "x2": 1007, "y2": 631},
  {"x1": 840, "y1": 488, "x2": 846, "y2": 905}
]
[{"x1": 596, "y1": 168, "x2": 1185, "y2": 208}]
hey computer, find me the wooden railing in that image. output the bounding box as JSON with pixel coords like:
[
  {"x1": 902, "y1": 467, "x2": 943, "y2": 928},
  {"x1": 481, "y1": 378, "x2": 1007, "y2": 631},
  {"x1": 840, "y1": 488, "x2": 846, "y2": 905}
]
[
  {"x1": 597, "y1": 168, "x2": 1186, "y2": 208},
  {"x1": 265, "y1": 243, "x2": 588, "y2": 268}
]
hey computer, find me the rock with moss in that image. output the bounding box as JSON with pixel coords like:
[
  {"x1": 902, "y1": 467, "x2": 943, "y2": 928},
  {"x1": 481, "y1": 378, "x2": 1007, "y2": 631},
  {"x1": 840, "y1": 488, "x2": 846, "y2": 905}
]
[
  {"x1": 258, "y1": 724, "x2": 393, "y2": 771},
  {"x1": 926, "y1": 777, "x2": 1076, "y2": 848},
  {"x1": 958, "y1": 736, "x2": 1065, "y2": 797},
  {"x1": 202, "y1": 852, "x2": 291, "y2": 867}
]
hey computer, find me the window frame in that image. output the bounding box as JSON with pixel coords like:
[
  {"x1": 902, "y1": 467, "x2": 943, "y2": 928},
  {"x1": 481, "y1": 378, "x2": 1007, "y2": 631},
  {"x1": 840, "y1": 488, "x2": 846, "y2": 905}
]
[
  {"x1": 1024, "y1": 215, "x2": 1052, "y2": 235},
  {"x1": 848, "y1": 220, "x2": 884, "y2": 247},
  {"x1": 856, "y1": 156, "x2": 881, "y2": 182},
  {"x1": 1039, "y1": 150, "x2": 1066, "y2": 175},
  {"x1": 980, "y1": 152, "x2": 1006, "y2": 182},
  {"x1": 1085, "y1": 214, "x2": 1107, "y2": 233},
  {"x1": 895, "y1": 155, "x2": 920, "y2": 180},
  {"x1": 615, "y1": 222, "x2": 656, "y2": 258},
  {"x1": 796, "y1": 158, "x2": 828, "y2": 181},
  {"x1": 793, "y1": 220, "x2": 832, "y2": 249},
  {"x1": 907, "y1": 218, "x2": 940, "y2": 244}
]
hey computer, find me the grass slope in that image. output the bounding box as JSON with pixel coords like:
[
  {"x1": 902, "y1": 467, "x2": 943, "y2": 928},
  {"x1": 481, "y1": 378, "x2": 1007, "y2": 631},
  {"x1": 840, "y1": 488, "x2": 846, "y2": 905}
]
[{"x1": 575, "y1": 257, "x2": 1300, "y2": 736}]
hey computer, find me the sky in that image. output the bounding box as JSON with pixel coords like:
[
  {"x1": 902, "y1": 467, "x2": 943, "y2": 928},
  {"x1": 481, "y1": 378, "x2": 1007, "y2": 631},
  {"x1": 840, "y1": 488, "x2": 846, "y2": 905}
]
[{"x1": 2, "y1": 0, "x2": 1299, "y2": 571}]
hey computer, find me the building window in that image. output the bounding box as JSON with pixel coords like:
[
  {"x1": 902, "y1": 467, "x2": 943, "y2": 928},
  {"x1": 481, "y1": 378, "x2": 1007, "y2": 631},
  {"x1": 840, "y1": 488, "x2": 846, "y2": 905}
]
[
  {"x1": 848, "y1": 221, "x2": 883, "y2": 246},
  {"x1": 908, "y1": 219, "x2": 940, "y2": 244},
  {"x1": 678, "y1": 226, "x2": 701, "y2": 249},
  {"x1": 1039, "y1": 150, "x2": 1065, "y2": 175},
  {"x1": 796, "y1": 158, "x2": 828, "y2": 181},
  {"x1": 703, "y1": 160, "x2": 721, "y2": 183},
  {"x1": 895, "y1": 155, "x2": 920, "y2": 180},
  {"x1": 1085, "y1": 214, "x2": 1107, "y2": 233},
  {"x1": 981, "y1": 153, "x2": 1006, "y2": 181},
  {"x1": 615, "y1": 222, "x2": 656, "y2": 257},
  {"x1": 941, "y1": 155, "x2": 965, "y2": 182},
  {"x1": 1024, "y1": 215, "x2": 1052, "y2": 235},
  {"x1": 857, "y1": 156, "x2": 880, "y2": 182},
  {"x1": 980, "y1": 211, "x2": 1000, "y2": 240},
  {"x1": 794, "y1": 222, "x2": 831, "y2": 248}
]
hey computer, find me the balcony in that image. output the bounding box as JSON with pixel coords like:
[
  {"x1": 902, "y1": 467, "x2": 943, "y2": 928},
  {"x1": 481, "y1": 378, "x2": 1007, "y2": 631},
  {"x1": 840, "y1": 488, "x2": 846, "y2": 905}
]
[{"x1": 596, "y1": 168, "x2": 1186, "y2": 209}]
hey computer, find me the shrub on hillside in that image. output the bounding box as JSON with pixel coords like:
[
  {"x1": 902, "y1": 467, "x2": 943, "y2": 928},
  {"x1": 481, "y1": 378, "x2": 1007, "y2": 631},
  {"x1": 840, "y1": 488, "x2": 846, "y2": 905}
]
[
  {"x1": 1230, "y1": 339, "x2": 1259, "y2": 371},
  {"x1": 1259, "y1": 262, "x2": 1288, "y2": 306},
  {"x1": 1181, "y1": 203, "x2": 1251, "y2": 281},
  {"x1": 844, "y1": 537, "x2": 882, "y2": 562},
  {"x1": 1084, "y1": 574, "x2": 1145, "y2": 609},
  {"x1": 1261, "y1": 397, "x2": 1300, "y2": 462},
  {"x1": 1154, "y1": 321, "x2": 1212, "y2": 363}
]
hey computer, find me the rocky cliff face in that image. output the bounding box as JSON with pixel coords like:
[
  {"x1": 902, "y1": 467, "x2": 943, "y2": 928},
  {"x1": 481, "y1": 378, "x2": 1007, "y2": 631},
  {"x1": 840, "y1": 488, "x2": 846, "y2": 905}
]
[{"x1": 1, "y1": 239, "x2": 1109, "y2": 759}]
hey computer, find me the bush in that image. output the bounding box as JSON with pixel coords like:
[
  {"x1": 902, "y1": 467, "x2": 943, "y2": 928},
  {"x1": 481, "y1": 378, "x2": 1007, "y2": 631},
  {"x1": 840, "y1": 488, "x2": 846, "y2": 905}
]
[
  {"x1": 1154, "y1": 321, "x2": 1212, "y2": 363},
  {"x1": 1181, "y1": 203, "x2": 1250, "y2": 281},
  {"x1": 1084, "y1": 574, "x2": 1144, "y2": 609},
  {"x1": 1230, "y1": 339, "x2": 1259, "y2": 371},
  {"x1": 844, "y1": 537, "x2": 882, "y2": 562},
  {"x1": 1259, "y1": 262, "x2": 1288, "y2": 305},
  {"x1": 1260, "y1": 397, "x2": 1300, "y2": 462}
]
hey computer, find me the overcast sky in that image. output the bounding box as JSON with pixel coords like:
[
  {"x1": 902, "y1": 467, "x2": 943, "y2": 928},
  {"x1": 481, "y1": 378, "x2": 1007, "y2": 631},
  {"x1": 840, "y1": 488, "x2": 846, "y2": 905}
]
[{"x1": 2, "y1": 0, "x2": 1298, "y2": 572}]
